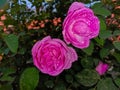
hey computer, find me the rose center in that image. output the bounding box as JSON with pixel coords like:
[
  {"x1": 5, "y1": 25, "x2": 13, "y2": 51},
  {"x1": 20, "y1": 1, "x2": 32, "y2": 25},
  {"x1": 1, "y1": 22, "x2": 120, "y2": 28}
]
[{"x1": 73, "y1": 21, "x2": 90, "y2": 35}]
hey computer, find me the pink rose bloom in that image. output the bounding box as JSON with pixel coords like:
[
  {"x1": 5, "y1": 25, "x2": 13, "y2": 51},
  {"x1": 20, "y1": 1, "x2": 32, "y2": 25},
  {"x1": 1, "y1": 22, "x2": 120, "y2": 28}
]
[
  {"x1": 96, "y1": 61, "x2": 109, "y2": 75},
  {"x1": 63, "y1": 2, "x2": 100, "y2": 49},
  {"x1": 32, "y1": 36, "x2": 78, "y2": 76}
]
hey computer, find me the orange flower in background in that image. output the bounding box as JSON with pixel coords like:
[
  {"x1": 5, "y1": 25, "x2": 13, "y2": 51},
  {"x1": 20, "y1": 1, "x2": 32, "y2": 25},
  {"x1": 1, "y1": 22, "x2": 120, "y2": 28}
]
[
  {"x1": 27, "y1": 25, "x2": 33, "y2": 30},
  {"x1": 53, "y1": 20, "x2": 58, "y2": 26},
  {"x1": 1, "y1": 15, "x2": 6, "y2": 20},
  {"x1": 45, "y1": 19, "x2": 49, "y2": 23},
  {"x1": 26, "y1": 17, "x2": 62, "y2": 30},
  {"x1": 40, "y1": 23, "x2": 45, "y2": 28},
  {"x1": 33, "y1": 26, "x2": 40, "y2": 30},
  {"x1": 53, "y1": 17, "x2": 62, "y2": 26},
  {"x1": 39, "y1": 20, "x2": 45, "y2": 28},
  {"x1": 3, "y1": 26, "x2": 7, "y2": 31},
  {"x1": 57, "y1": 17, "x2": 61, "y2": 23}
]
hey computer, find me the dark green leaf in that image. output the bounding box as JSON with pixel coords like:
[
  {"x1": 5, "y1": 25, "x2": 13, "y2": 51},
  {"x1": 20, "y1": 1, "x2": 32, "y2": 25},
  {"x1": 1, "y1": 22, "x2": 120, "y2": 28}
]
[
  {"x1": 113, "y1": 30, "x2": 120, "y2": 36},
  {"x1": 65, "y1": 74, "x2": 73, "y2": 83},
  {"x1": 94, "y1": 37, "x2": 105, "y2": 46},
  {"x1": 81, "y1": 57, "x2": 94, "y2": 69},
  {"x1": 54, "y1": 82, "x2": 66, "y2": 90},
  {"x1": 20, "y1": 67, "x2": 39, "y2": 90},
  {"x1": 114, "y1": 77, "x2": 120, "y2": 88},
  {"x1": 92, "y1": 2, "x2": 103, "y2": 9},
  {"x1": 44, "y1": 80, "x2": 54, "y2": 88},
  {"x1": 97, "y1": 78, "x2": 118, "y2": 90},
  {"x1": 100, "y1": 48, "x2": 109, "y2": 59},
  {"x1": 113, "y1": 52, "x2": 120, "y2": 63},
  {"x1": 99, "y1": 30, "x2": 112, "y2": 39},
  {"x1": 0, "y1": 84, "x2": 12, "y2": 90},
  {"x1": 3, "y1": 34, "x2": 18, "y2": 53},
  {"x1": 0, "y1": 68, "x2": 16, "y2": 82},
  {"x1": 113, "y1": 41, "x2": 120, "y2": 51},
  {"x1": 0, "y1": 75, "x2": 14, "y2": 82},
  {"x1": 82, "y1": 42, "x2": 94, "y2": 55},
  {"x1": 92, "y1": 5, "x2": 111, "y2": 16},
  {"x1": 99, "y1": 17, "x2": 106, "y2": 31},
  {"x1": 76, "y1": 69, "x2": 100, "y2": 87}
]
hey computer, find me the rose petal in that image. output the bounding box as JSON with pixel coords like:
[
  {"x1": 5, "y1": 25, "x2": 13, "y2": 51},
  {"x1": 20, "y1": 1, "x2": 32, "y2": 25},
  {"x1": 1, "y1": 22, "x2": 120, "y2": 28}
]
[{"x1": 68, "y1": 2, "x2": 85, "y2": 14}]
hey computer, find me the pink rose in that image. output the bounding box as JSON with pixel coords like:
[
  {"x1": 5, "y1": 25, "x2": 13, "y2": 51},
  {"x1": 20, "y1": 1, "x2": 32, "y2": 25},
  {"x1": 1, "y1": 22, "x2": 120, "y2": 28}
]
[
  {"x1": 95, "y1": 61, "x2": 109, "y2": 75},
  {"x1": 63, "y1": 2, "x2": 100, "y2": 49},
  {"x1": 32, "y1": 36, "x2": 78, "y2": 76}
]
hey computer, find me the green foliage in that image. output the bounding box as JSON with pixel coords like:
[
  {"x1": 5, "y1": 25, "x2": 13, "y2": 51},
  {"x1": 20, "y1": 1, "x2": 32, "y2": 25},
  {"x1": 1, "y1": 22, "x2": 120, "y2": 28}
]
[
  {"x1": 113, "y1": 41, "x2": 120, "y2": 51},
  {"x1": 3, "y1": 34, "x2": 18, "y2": 53},
  {"x1": 76, "y1": 69, "x2": 100, "y2": 87},
  {"x1": 65, "y1": 74, "x2": 73, "y2": 83},
  {"x1": 81, "y1": 57, "x2": 94, "y2": 69},
  {"x1": 113, "y1": 52, "x2": 120, "y2": 63},
  {"x1": 99, "y1": 30, "x2": 112, "y2": 39},
  {"x1": 19, "y1": 67, "x2": 39, "y2": 90},
  {"x1": 100, "y1": 48, "x2": 110, "y2": 59},
  {"x1": 99, "y1": 17, "x2": 106, "y2": 31},
  {"x1": 92, "y1": 2, "x2": 111, "y2": 16},
  {"x1": 114, "y1": 77, "x2": 120, "y2": 88},
  {"x1": 0, "y1": 67, "x2": 16, "y2": 82},
  {"x1": 97, "y1": 78, "x2": 118, "y2": 90},
  {"x1": 0, "y1": 84, "x2": 13, "y2": 90},
  {"x1": 82, "y1": 41, "x2": 94, "y2": 55},
  {"x1": 53, "y1": 81, "x2": 66, "y2": 90},
  {"x1": 0, "y1": 0, "x2": 120, "y2": 90},
  {"x1": 44, "y1": 80, "x2": 54, "y2": 88}
]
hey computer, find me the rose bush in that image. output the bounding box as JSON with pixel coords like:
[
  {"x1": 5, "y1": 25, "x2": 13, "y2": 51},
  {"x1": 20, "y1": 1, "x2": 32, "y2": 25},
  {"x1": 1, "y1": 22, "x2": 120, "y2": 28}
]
[
  {"x1": 32, "y1": 36, "x2": 78, "y2": 76},
  {"x1": 63, "y1": 2, "x2": 100, "y2": 49},
  {"x1": 1, "y1": 0, "x2": 120, "y2": 90}
]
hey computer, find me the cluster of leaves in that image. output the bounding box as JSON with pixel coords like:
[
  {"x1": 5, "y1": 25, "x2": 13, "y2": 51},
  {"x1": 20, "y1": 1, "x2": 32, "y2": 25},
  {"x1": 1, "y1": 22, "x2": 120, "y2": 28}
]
[{"x1": 0, "y1": 0, "x2": 120, "y2": 90}]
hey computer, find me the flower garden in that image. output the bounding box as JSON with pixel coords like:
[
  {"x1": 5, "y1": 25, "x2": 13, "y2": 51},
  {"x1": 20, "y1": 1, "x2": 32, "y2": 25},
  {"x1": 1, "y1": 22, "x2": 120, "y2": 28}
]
[{"x1": 0, "y1": 0, "x2": 120, "y2": 90}]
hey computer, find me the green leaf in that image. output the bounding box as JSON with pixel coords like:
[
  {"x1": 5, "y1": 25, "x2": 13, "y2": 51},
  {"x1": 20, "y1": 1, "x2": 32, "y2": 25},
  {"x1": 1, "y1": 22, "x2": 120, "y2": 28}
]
[
  {"x1": 0, "y1": 75, "x2": 14, "y2": 82},
  {"x1": 0, "y1": 68, "x2": 16, "y2": 82},
  {"x1": 113, "y1": 30, "x2": 120, "y2": 36},
  {"x1": 0, "y1": 84, "x2": 12, "y2": 90},
  {"x1": 44, "y1": 80, "x2": 54, "y2": 88},
  {"x1": 97, "y1": 78, "x2": 118, "y2": 90},
  {"x1": 94, "y1": 37, "x2": 105, "y2": 46},
  {"x1": 113, "y1": 52, "x2": 120, "y2": 63},
  {"x1": 99, "y1": 17, "x2": 106, "y2": 31},
  {"x1": 82, "y1": 42, "x2": 94, "y2": 55},
  {"x1": 54, "y1": 81, "x2": 66, "y2": 90},
  {"x1": 3, "y1": 34, "x2": 18, "y2": 53},
  {"x1": 81, "y1": 57, "x2": 94, "y2": 69},
  {"x1": 20, "y1": 67, "x2": 39, "y2": 90},
  {"x1": 92, "y1": 2, "x2": 103, "y2": 9},
  {"x1": 65, "y1": 74, "x2": 73, "y2": 83},
  {"x1": 75, "y1": 69, "x2": 100, "y2": 87},
  {"x1": 100, "y1": 48, "x2": 109, "y2": 59},
  {"x1": 113, "y1": 41, "x2": 120, "y2": 51},
  {"x1": 99, "y1": 30, "x2": 112, "y2": 39},
  {"x1": 92, "y1": 3, "x2": 111, "y2": 16},
  {"x1": 114, "y1": 77, "x2": 120, "y2": 88},
  {"x1": 18, "y1": 48, "x2": 26, "y2": 55}
]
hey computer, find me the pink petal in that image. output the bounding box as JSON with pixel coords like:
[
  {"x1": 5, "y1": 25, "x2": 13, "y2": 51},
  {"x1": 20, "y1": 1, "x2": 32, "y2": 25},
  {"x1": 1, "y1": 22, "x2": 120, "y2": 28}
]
[
  {"x1": 96, "y1": 61, "x2": 109, "y2": 75},
  {"x1": 68, "y1": 2, "x2": 85, "y2": 14}
]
